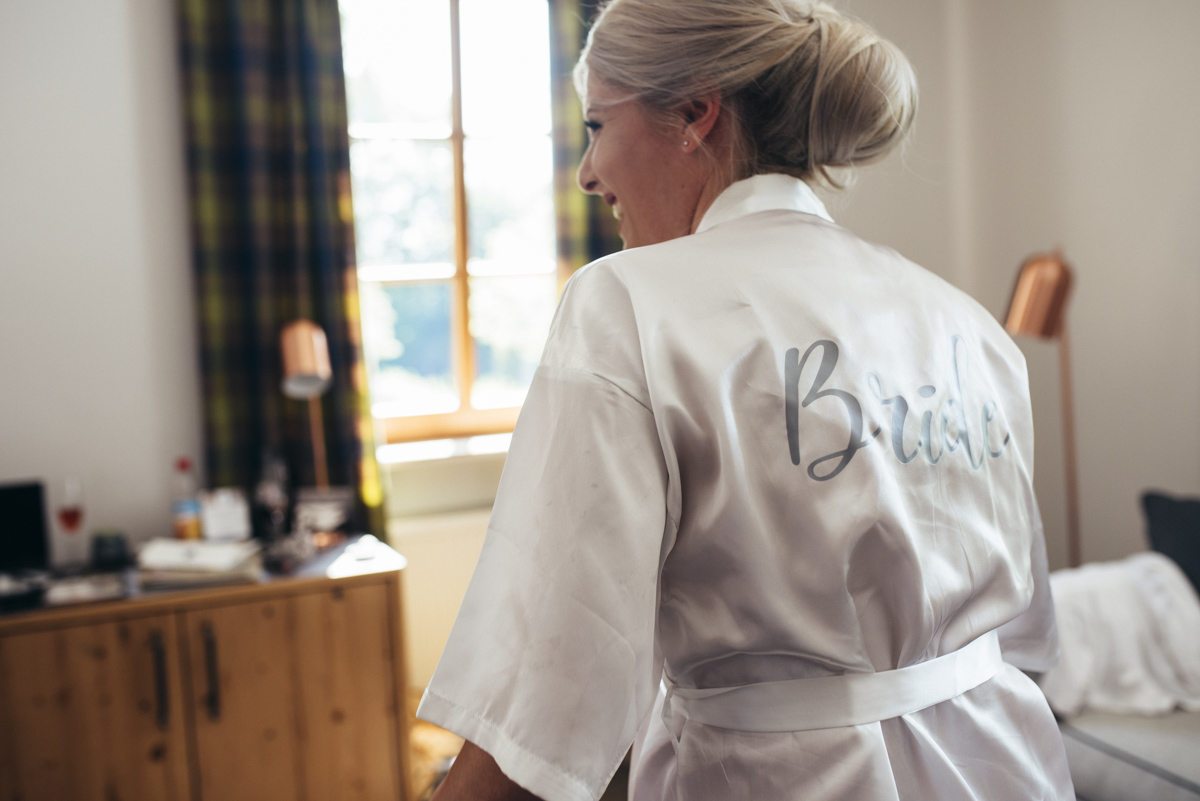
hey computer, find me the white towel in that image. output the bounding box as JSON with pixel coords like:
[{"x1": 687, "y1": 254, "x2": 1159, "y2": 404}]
[{"x1": 1038, "y1": 552, "x2": 1200, "y2": 718}]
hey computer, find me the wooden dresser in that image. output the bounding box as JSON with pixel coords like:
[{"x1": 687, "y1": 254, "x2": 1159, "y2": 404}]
[{"x1": 0, "y1": 539, "x2": 411, "y2": 801}]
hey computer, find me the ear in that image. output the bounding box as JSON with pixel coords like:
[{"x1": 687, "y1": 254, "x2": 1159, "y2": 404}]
[{"x1": 679, "y1": 94, "x2": 722, "y2": 150}]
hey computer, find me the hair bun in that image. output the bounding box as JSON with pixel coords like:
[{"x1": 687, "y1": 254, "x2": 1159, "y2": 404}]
[
  {"x1": 736, "y1": 3, "x2": 917, "y2": 184},
  {"x1": 579, "y1": 0, "x2": 918, "y2": 187}
]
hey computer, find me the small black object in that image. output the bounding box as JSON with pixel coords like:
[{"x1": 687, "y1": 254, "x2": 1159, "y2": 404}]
[
  {"x1": 0, "y1": 579, "x2": 44, "y2": 614},
  {"x1": 0, "y1": 481, "x2": 49, "y2": 574},
  {"x1": 90, "y1": 529, "x2": 130, "y2": 572},
  {"x1": 1141, "y1": 491, "x2": 1200, "y2": 596}
]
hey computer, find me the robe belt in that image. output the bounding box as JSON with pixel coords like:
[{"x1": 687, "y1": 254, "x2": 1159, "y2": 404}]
[{"x1": 662, "y1": 630, "x2": 1003, "y2": 734}]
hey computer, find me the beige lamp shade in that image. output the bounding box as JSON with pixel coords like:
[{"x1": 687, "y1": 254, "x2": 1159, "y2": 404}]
[
  {"x1": 1005, "y1": 254, "x2": 1073, "y2": 339},
  {"x1": 280, "y1": 320, "x2": 332, "y2": 399}
]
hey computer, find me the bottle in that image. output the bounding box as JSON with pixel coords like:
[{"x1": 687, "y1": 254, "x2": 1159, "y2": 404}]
[
  {"x1": 172, "y1": 457, "x2": 202, "y2": 540},
  {"x1": 253, "y1": 448, "x2": 289, "y2": 541}
]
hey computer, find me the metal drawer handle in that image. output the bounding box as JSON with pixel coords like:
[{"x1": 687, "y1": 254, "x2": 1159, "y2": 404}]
[
  {"x1": 149, "y1": 629, "x2": 169, "y2": 731},
  {"x1": 201, "y1": 621, "x2": 221, "y2": 721}
]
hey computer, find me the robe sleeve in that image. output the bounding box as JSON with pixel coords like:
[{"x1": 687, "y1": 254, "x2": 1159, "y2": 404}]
[
  {"x1": 417, "y1": 264, "x2": 670, "y2": 801},
  {"x1": 996, "y1": 492, "x2": 1060, "y2": 673}
]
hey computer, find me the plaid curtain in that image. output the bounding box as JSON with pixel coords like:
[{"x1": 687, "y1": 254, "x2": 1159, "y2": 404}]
[
  {"x1": 178, "y1": 0, "x2": 383, "y2": 533},
  {"x1": 549, "y1": 0, "x2": 622, "y2": 277}
]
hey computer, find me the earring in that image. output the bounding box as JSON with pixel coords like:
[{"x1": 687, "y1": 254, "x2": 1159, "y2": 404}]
[{"x1": 683, "y1": 139, "x2": 690, "y2": 148}]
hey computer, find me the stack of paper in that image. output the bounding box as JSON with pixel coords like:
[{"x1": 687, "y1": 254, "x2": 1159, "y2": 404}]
[
  {"x1": 45, "y1": 574, "x2": 126, "y2": 606},
  {"x1": 137, "y1": 538, "x2": 262, "y2": 589}
]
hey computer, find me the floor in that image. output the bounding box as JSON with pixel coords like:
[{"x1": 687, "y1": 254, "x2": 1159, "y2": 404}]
[
  {"x1": 408, "y1": 691, "x2": 463, "y2": 800},
  {"x1": 408, "y1": 691, "x2": 630, "y2": 800}
]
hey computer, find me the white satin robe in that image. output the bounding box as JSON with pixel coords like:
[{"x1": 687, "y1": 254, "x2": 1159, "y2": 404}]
[{"x1": 417, "y1": 174, "x2": 1074, "y2": 801}]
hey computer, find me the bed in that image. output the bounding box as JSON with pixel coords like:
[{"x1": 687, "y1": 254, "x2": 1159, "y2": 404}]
[
  {"x1": 1037, "y1": 492, "x2": 1200, "y2": 800},
  {"x1": 1061, "y1": 709, "x2": 1200, "y2": 800}
]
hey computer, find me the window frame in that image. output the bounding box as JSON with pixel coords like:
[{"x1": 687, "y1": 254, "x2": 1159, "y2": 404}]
[{"x1": 350, "y1": 0, "x2": 562, "y2": 445}]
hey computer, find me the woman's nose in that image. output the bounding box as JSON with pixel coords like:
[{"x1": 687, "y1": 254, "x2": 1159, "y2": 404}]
[{"x1": 577, "y1": 149, "x2": 600, "y2": 195}]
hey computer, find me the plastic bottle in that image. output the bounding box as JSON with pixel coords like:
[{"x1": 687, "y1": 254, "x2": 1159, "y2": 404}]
[
  {"x1": 172, "y1": 457, "x2": 202, "y2": 540},
  {"x1": 253, "y1": 448, "x2": 290, "y2": 541}
]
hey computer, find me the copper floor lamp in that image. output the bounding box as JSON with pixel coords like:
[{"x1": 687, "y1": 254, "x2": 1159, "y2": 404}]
[{"x1": 1005, "y1": 253, "x2": 1080, "y2": 567}]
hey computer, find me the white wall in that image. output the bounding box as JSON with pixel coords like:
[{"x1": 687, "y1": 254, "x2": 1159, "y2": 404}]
[
  {"x1": 830, "y1": 0, "x2": 1200, "y2": 568},
  {"x1": 0, "y1": 0, "x2": 200, "y2": 565},
  {"x1": 962, "y1": 0, "x2": 1200, "y2": 564}
]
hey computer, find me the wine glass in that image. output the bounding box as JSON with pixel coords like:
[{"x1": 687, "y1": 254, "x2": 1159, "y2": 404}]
[
  {"x1": 57, "y1": 477, "x2": 85, "y2": 534},
  {"x1": 52, "y1": 477, "x2": 87, "y2": 570}
]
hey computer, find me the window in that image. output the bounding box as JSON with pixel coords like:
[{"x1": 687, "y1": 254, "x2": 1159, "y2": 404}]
[{"x1": 340, "y1": 0, "x2": 560, "y2": 443}]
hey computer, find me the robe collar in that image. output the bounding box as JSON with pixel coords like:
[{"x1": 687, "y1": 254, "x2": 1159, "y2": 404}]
[{"x1": 695, "y1": 173, "x2": 834, "y2": 235}]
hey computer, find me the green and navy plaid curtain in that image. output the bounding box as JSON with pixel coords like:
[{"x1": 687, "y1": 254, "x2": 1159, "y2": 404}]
[
  {"x1": 550, "y1": 0, "x2": 621, "y2": 275},
  {"x1": 178, "y1": 0, "x2": 383, "y2": 532}
]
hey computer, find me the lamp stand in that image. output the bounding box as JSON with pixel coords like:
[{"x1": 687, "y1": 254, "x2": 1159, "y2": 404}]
[
  {"x1": 307, "y1": 397, "x2": 329, "y2": 489},
  {"x1": 1059, "y1": 326, "x2": 1081, "y2": 567}
]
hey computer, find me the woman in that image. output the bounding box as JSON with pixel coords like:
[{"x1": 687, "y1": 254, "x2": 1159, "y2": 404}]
[{"x1": 420, "y1": 1, "x2": 1073, "y2": 799}]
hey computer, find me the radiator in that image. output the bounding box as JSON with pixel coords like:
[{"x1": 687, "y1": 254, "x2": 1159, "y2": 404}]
[{"x1": 387, "y1": 508, "x2": 491, "y2": 689}]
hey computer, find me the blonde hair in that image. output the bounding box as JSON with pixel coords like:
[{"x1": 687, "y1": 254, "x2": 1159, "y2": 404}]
[{"x1": 575, "y1": 0, "x2": 918, "y2": 187}]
